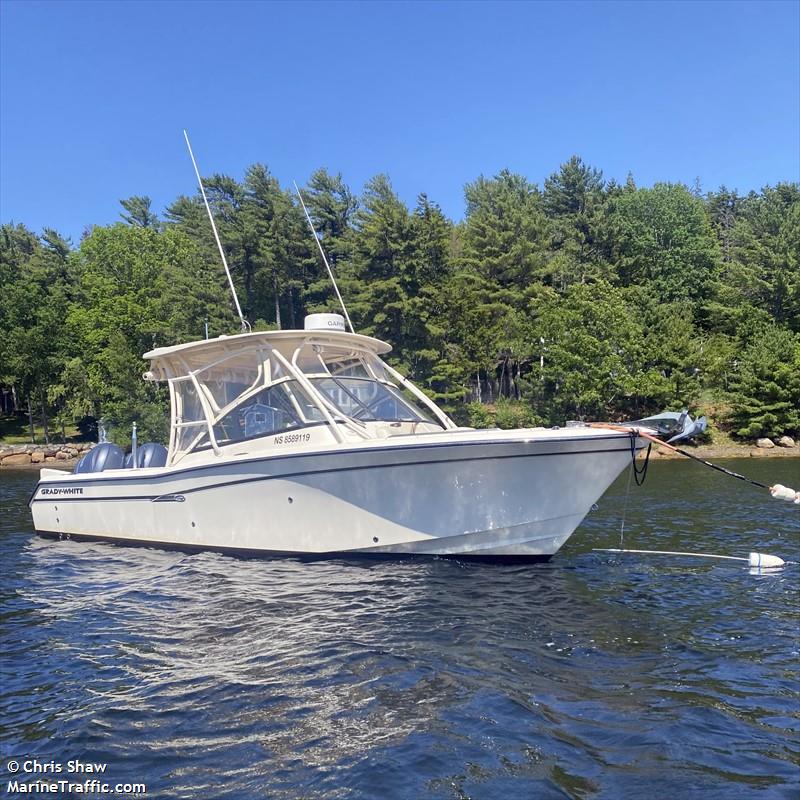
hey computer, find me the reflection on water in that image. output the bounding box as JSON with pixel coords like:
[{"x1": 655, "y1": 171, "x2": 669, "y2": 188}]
[{"x1": 1, "y1": 460, "x2": 798, "y2": 798}]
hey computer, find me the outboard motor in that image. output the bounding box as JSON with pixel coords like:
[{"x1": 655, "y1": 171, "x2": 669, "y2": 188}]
[
  {"x1": 123, "y1": 443, "x2": 168, "y2": 469},
  {"x1": 123, "y1": 442, "x2": 167, "y2": 469},
  {"x1": 136, "y1": 442, "x2": 168, "y2": 468},
  {"x1": 73, "y1": 443, "x2": 125, "y2": 473}
]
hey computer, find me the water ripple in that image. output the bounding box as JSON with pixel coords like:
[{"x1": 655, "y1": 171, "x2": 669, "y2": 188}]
[{"x1": 1, "y1": 460, "x2": 799, "y2": 798}]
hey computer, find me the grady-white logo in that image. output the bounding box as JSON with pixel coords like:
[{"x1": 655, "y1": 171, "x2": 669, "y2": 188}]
[{"x1": 41, "y1": 487, "x2": 84, "y2": 496}]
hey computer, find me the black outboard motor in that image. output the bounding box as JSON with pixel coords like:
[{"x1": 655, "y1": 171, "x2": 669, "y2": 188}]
[{"x1": 73, "y1": 443, "x2": 125, "y2": 474}]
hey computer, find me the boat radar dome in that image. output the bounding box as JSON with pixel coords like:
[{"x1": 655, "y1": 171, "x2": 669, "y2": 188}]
[{"x1": 304, "y1": 313, "x2": 346, "y2": 332}]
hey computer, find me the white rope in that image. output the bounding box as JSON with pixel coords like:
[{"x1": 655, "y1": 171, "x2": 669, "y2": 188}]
[{"x1": 619, "y1": 459, "x2": 634, "y2": 548}]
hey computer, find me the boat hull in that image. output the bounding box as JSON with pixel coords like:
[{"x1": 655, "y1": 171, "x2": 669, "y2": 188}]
[{"x1": 30, "y1": 434, "x2": 640, "y2": 559}]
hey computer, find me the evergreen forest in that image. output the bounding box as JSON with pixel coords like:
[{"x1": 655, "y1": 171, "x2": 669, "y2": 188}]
[{"x1": 1, "y1": 156, "x2": 798, "y2": 445}]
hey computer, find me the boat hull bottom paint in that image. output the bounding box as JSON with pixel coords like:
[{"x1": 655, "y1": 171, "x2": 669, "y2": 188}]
[
  {"x1": 30, "y1": 437, "x2": 639, "y2": 560},
  {"x1": 35, "y1": 531, "x2": 554, "y2": 564}
]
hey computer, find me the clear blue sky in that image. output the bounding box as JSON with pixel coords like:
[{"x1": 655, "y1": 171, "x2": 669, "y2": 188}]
[{"x1": 1, "y1": 0, "x2": 798, "y2": 243}]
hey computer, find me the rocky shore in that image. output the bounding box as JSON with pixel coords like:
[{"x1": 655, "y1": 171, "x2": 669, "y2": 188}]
[
  {"x1": 648, "y1": 436, "x2": 798, "y2": 460},
  {"x1": 1, "y1": 435, "x2": 798, "y2": 470},
  {"x1": 0, "y1": 442, "x2": 94, "y2": 467}
]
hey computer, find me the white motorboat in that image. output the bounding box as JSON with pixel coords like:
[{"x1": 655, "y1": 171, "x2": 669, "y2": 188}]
[
  {"x1": 29, "y1": 136, "x2": 651, "y2": 560},
  {"x1": 29, "y1": 313, "x2": 647, "y2": 561}
]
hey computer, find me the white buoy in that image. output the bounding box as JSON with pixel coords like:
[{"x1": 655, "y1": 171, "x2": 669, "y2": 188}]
[
  {"x1": 748, "y1": 552, "x2": 786, "y2": 569},
  {"x1": 770, "y1": 484, "x2": 800, "y2": 504},
  {"x1": 594, "y1": 548, "x2": 788, "y2": 569}
]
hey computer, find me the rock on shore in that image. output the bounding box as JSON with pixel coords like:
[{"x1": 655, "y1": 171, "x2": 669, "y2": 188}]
[{"x1": 0, "y1": 442, "x2": 94, "y2": 467}]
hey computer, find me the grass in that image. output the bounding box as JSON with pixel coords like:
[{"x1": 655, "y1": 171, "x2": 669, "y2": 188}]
[{"x1": 0, "y1": 413, "x2": 85, "y2": 445}]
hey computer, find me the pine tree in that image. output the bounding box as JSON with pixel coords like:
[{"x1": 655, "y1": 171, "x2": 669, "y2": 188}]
[
  {"x1": 543, "y1": 156, "x2": 609, "y2": 290},
  {"x1": 728, "y1": 324, "x2": 800, "y2": 438},
  {"x1": 461, "y1": 170, "x2": 549, "y2": 290},
  {"x1": 120, "y1": 196, "x2": 160, "y2": 229}
]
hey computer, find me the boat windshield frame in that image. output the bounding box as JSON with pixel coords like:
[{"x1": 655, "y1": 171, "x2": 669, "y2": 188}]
[{"x1": 152, "y1": 336, "x2": 454, "y2": 464}]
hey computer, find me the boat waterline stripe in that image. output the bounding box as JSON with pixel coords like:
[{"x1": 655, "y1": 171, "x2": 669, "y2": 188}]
[
  {"x1": 34, "y1": 531, "x2": 553, "y2": 563},
  {"x1": 30, "y1": 445, "x2": 636, "y2": 504}
]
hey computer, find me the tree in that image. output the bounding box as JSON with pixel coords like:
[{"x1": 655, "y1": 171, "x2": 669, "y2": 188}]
[
  {"x1": 2, "y1": 158, "x2": 797, "y2": 442},
  {"x1": 66, "y1": 224, "x2": 229, "y2": 442},
  {"x1": 544, "y1": 155, "x2": 604, "y2": 217},
  {"x1": 727, "y1": 324, "x2": 800, "y2": 439},
  {"x1": 299, "y1": 170, "x2": 358, "y2": 320},
  {"x1": 532, "y1": 282, "x2": 644, "y2": 421},
  {"x1": 303, "y1": 169, "x2": 357, "y2": 260},
  {"x1": 461, "y1": 170, "x2": 549, "y2": 290},
  {"x1": 605, "y1": 183, "x2": 720, "y2": 304},
  {"x1": 349, "y1": 174, "x2": 415, "y2": 349},
  {"x1": 120, "y1": 196, "x2": 160, "y2": 228},
  {"x1": 543, "y1": 156, "x2": 610, "y2": 290},
  {"x1": 726, "y1": 184, "x2": 800, "y2": 331},
  {"x1": 0, "y1": 224, "x2": 75, "y2": 441},
  {"x1": 623, "y1": 287, "x2": 703, "y2": 415},
  {"x1": 401, "y1": 195, "x2": 454, "y2": 388}
]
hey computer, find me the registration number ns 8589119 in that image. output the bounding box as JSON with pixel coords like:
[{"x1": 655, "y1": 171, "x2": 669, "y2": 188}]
[{"x1": 274, "y1": 432, "x2": 312, "y2": 445}]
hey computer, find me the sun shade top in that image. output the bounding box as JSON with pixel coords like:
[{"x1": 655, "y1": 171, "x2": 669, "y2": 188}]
[{"x1": 144, "y1": 328, "x2": 392, "y2": 369}]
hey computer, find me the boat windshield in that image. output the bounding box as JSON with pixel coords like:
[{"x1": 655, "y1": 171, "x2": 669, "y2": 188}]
[
  {"x1": 310, "y1": 377, "x2": 433, "y2": 423},
  {"x1": 165, "y1": 339, "x2": 446, "y2": 461},
  {"x1": 292, "y1": 343, "x2": 439, "y2": 425}
]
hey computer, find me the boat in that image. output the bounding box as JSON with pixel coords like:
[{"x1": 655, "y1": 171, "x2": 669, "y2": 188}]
[
  {"x1": 28, "y1": 135, "x2": 652, "y2": 561},
  {"x1": 28, "y1": 313, "x2": 649, "y2": 560}
]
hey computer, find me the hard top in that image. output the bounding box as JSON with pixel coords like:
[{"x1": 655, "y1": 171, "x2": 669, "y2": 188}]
[{"x1": 143, "y1": 328, "x2": 392, "y2": 375}]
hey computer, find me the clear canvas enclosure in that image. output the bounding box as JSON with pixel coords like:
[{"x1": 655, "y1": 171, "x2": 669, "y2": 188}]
[{"x1": 146, "y1": 332, "x2": 452, "y2": 464}]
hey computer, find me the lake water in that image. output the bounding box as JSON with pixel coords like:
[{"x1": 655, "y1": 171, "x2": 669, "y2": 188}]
[{"x1": 1, "y1": 459, "x2": 798, "y2": 799}]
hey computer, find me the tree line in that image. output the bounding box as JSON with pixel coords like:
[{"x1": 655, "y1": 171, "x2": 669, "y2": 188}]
[{"x1": 1, "y1": 156, "x2": 798, "y2": 445}]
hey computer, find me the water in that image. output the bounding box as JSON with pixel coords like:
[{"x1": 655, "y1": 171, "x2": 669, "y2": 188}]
[{"x1": 1, "y1": 459, "x2": 798, "y2": 799}]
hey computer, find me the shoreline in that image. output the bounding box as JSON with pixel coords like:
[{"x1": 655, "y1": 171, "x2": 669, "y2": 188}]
[
  {"x1": 1, "y1": 440, "x2": 797, "y2": 470},
  {"x1": 648, "y1": 442, "x2": 799, "y2": 460}
]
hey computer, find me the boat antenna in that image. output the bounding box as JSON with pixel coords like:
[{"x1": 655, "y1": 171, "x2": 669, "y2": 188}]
[
  {"x1": 183, "y1": 130, "x2": 250, "y2": 333},
  {"x1": 293, "y1": 180, "x2": 354, "y2": 333}
]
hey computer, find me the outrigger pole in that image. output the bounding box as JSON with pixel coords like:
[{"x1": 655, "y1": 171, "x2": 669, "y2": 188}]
[
  {"x1": 293, "y1": 181, "x2": 355, "y2": 334},
  {"x1": 183, "y1": 130, "x2": 250, "y2": 334}
]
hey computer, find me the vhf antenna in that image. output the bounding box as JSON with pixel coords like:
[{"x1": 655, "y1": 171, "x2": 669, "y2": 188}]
[
  {"x1": 183, "y1": 130, "x2": 250, "y2": 333},
  {"x1": 293, "y1": 181, "x2": 354, "y2": 333}
]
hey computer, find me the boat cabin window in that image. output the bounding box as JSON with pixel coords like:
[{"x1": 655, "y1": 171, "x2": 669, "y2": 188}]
[
  {"x1": 326, "y1": 356, "x2": 373, "y2": 379},
  {"x1": 210, "y1": 381, "x2": 325, "y2": 447},
  {"x1": 195, "y1": 351, "x2": 271, "y2": 413},
  {"x1": 172, "y1": 378, "x2": 210, "y2": 455}
]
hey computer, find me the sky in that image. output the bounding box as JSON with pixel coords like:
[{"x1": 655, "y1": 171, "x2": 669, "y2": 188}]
[{"x1": 1, "y1": 0, "x2": 798, "y2": 243}]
